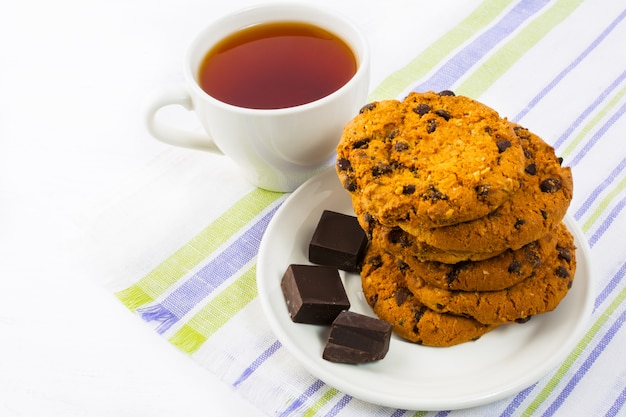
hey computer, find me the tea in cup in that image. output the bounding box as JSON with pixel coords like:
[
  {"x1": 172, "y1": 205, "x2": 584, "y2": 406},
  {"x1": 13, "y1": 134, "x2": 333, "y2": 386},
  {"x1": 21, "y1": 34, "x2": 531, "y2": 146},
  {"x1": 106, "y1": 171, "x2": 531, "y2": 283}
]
[{"x1": 145, "y1": 3, "x2": 370, "y2": 192}]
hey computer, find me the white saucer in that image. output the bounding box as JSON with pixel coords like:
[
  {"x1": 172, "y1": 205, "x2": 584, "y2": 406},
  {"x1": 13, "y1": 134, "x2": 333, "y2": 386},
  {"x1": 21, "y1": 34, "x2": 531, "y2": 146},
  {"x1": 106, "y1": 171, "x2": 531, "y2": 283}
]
[{"x1": 257, "y1": 168, "x2": 594, "y2": 411}]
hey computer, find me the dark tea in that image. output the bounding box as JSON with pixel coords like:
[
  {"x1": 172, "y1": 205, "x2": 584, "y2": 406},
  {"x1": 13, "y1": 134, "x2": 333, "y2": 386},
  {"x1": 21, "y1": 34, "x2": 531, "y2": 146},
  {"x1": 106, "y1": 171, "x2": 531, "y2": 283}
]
[{"x1": 198, "y1": 21, "x2": 356, "y2": 109}]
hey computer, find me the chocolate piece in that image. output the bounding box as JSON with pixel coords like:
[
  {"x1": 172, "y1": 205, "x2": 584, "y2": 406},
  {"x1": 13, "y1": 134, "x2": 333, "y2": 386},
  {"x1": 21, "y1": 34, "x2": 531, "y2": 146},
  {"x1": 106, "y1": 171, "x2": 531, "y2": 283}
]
[
  {"x1": 281, "y1": 264, "x2": 350, "y2": 324},
  {"x1": 322, "y1": 311, "x2": 392, "y2": 364},
  {"x1": 309, "y1": 210, "x2": 368, "y2": 273}
]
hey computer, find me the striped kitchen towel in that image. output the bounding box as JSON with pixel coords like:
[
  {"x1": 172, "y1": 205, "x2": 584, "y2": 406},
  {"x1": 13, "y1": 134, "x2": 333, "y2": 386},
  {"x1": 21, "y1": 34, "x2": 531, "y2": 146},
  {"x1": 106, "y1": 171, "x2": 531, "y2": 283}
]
[{"x1": 90, "y1": 0, "x2": 626, "y2": 415}]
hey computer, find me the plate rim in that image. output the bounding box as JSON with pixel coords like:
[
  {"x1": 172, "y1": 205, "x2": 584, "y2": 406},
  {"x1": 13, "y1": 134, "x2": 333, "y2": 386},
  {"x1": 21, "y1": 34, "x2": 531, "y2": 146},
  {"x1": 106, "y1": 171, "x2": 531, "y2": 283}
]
[{"x1": 257, "y1": 167, "x2": 595, "y2": 411}]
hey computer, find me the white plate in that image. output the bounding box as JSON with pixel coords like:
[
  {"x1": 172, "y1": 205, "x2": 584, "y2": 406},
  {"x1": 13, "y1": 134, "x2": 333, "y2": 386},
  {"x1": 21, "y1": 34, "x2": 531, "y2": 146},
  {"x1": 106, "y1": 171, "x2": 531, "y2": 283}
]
[{"x1": 257, "y1": 168, "x2": 594, "y2": 411}]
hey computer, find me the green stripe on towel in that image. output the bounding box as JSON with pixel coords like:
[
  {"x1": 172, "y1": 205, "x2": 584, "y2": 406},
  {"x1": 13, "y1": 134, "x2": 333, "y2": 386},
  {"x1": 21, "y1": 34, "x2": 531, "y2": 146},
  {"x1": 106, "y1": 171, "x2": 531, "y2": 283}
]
[
  {"x1": 457, "y1": 0, "x2": 584, "y2": 98},
  {"x1": 368, "y1": 0, "x2": 513, "y2": 101},
  {"x1": 116, "y1": 188, "x2": 282, "y2": 310},
  {"x1": 169, "y1": 264, "x2": 258, "y2": 354},
  {"x1": 520, "y1": 285, "x2": 626, "y2": 416},
  {"x1": 561, "y1": 84, "x2": 626, "y2": 160}
]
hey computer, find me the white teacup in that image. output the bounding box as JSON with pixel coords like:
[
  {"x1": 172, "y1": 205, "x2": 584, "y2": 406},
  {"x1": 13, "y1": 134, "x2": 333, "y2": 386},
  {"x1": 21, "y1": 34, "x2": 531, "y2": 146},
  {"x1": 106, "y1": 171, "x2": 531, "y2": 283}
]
[{"x1": 145, "y1": 3, "x2": 370, "y2": 192}]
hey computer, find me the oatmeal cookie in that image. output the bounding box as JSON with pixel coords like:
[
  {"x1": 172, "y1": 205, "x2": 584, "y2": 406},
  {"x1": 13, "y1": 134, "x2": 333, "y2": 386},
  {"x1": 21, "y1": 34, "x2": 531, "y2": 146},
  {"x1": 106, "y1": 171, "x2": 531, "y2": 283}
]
[
  {"x1": 360, "y1": 244, "x2": 497, "y2": 347},
  {"x1": 400, "y1": 226, "x2": 560, "y2": 291},
  {"x1": 368, "y1": 219, "x2": 504, "y2": 264},
  {"x1": 400, "y1": 123, "x2": 573, "y2": 254},
  {"x1": 337, "y1": 91, "x2": 526, "y2": 229},
  {"x1": 405, "y1": 223, "x2": 576, "y2": 325}
]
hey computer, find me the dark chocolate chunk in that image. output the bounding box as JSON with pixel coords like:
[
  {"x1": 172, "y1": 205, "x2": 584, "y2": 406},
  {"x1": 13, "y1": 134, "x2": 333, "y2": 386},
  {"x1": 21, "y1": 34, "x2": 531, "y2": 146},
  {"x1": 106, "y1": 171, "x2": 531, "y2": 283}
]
[
  {"x1": 309, "y1": 210, "x2": 368, "y2": 273},
  {"x1": 446, "y1": 261, "x2": 470, "y2": 285},
  {"x1": 322, "y1": 311, "x2": 392, "y2": 364},
  {"x1": 394, "y1": 141, "x2": 409, "y2": 151},
  {"x1": 402, "y1": 184, "x2": 416, "y2": 195},
  {"x1": 352, "y1": 138, "x2": 370, "y2": 149},
  {"x1": 525, "y1": 163, "x2": 537, "y2": 175},
  {"x1": 496, "y1": 140, "x2": 512, "y2": 153},
  {"x1": 387, "y1": 227, "x2": 412, "y2": 248},
  {"x1": 508, "y1": 260, "x2": 522, "y2": 274},
  {"x1": 438, "y1": 90, "x2": 455, "y2": 96},
  {"x1": 475, "y1": 184, "x2": 490, "y2": 200},
  {"x1": 422, "y1": 184, "x2": 448, "y2": 201},
  {"x1": 337, "y1": 158, "x2": 352, "y2": 171},
  {"x1": 426, "y1": 119, "x2": 437, "y2": 133},
  {"x1": 396, "y1": 259, "x2": 409, "y2": 271},
  {"x1": 556, "y1": 245, "x2": 572, "y2": 263},
  {"x1": 540, "y1": 177, "x2": 562, "y2": 193},
  {"x1": 555, "y1": 265, "x2": 570, "y2": 279},
  {"x1": 387, "y1": 129, "x2": 400, "y2": 140},
  {"x1": 434, "y1": 109, "x2": 451, "y2": 121},
  {"x1": 359, "y1": 102, "x2": 376, "y2": 113},
  {"x1": 281, "y1": 264, "x2": 350, "y2": 324},
  {"x1": 514, "y1": 218, "x2": 526, "y2": 229},
  {"x1": 394, "y1": 287, "x2": 410, "y2": 306},
  {"x1": 413, "y1": 103, "x2": 431, "y2": 116},
  {"x1": 367, "y1": 255, "x2": 383, "y2": 271},
  {"x1": 372, "y1": 163, "x2": 392, "y2": 177},
  {"x1": 344, "y1": 178, "x2": 357, "y2": 192}
]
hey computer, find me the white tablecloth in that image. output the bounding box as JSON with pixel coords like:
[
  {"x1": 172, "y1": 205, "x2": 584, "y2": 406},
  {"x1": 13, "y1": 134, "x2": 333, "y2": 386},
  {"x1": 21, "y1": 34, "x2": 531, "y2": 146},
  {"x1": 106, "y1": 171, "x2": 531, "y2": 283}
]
[{"x1": 2, "y1": 1, "x2": 625, "y2": 416}]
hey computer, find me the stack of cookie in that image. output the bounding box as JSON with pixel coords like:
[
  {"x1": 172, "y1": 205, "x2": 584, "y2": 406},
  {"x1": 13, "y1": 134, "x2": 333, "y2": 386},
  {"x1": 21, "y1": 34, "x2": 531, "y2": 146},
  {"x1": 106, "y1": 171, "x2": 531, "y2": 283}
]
[{"x1": 336, "y1": 91, "x2": 576, "y2": 347}]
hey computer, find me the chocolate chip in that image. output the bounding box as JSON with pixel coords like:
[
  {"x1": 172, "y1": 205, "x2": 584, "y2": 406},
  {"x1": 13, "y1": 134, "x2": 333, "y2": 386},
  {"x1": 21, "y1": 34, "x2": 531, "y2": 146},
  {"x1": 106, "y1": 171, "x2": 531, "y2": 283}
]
[
  {"x1": 337, "y1": 158, "x2": 352, "y2": 171},
  {"x1": 422, "y1": 185, "x2": 448, "y2": 201},
  {"x1": 344, "y1": 179, "x2": 357, "y2": 192},
  {"x1": 446, "y1": 261, "x2": 470, "y2": 285},
  {"x1": 540, "y1": 178, "x2": 562, "y2": 193},
  {"x1": 387, "y1": 129, "x2": 400, "y2": 140},
  {"x1": 435, "y1": 303, "x2": 444, "y2": 310},
  {"x1": 372, "y1": 163, "x2": 392, "y2": 177},
  {"x1": 514, "y1": 218, "x2": 526, "y2": 229},
  {"x1": 438, "y1": 90, "x2": 455, "y2": 96},
  {"x1": 397, "y1": 259, "x2": 409, "y2": 271},
  {"x1": 557, "y1": 157, "x2": 564, "y2": 165},
  {"x1": 394, "y1": 287, "x2": 411, "y2": 306},
  {"x1": 414, "y1": 308, "x2": 425, "y2": 324},
  {"x1": 555, "y1": 266, "x2": 570, "y2": 278},
  {"x1": 352, "y1": 138, "x2": 370, "y2": 149},
  {"x1": 556, "y1": 246, "x2": 572, "y2": 263},
  {"x1": 525, "y1": 163, "x2": 537, "y2": 175},
  {"x1": 496, "y1": 140, "x2": 512, "y2": 153},
  {"x1": 413, "y1": 103, "x2": 431, "y2": 116},
  {"x1": 515, "y1": 316, "x2": 532, "y2": 324},
  {"x1": 484, "y1": 126, "x2": 492, "y2": 133},
  {"x1": 359, "y1": 103, "x2": 376, "y2": 113},
  {"x1": 524, "y1": 149, "x2": 533, "y2": 159},
  {"x1": 434, "y1": 109, "x2": 451, "y2": 121},
  {"x1": 508, "y1": 261, "x2": 522, "y2": 274},
  {"x1": 394, "y1": 141, "x2": 409, "y2": 151},
  {"x1": 402, "y1": 184, "x2": 416, "y2": 195},
  {"x1": 367, "y1": 255, "x2": 383, "y2": 270},
  {"x1": 370, "y1": 294, "x2": 378, "y2": 307},
  {"x1": 475, "y1": 184, "x2": 490, "y2": 200},
  {"x1": 387, "y1": 227, "x2": 412, "y2": 248},
  {"x1": 426, "y1": 119, "x2": 437, "y2": 133},
  {"x1": 540, "y1": 209, "x2": 548, "y2": 220}
]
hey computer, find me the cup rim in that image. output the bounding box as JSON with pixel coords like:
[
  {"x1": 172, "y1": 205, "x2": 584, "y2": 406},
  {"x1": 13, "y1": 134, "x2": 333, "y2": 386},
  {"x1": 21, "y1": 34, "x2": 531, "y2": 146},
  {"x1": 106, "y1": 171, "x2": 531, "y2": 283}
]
[{"x1": 183, "y1": 1, "x2": 370, "y2": 115}]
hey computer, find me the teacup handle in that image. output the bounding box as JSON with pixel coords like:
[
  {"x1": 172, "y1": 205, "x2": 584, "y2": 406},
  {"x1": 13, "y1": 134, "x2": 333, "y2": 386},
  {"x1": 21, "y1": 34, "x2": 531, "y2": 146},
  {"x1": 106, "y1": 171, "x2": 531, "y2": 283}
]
[{"x1": 144, "y1": 85, "x2": 223, "y2": 154}]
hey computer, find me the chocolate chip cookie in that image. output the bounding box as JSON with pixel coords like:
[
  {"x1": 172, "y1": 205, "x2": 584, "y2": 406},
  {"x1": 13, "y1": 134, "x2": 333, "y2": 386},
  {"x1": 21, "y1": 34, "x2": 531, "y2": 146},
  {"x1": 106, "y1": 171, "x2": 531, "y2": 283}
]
[
  {"x1": 400, "y1": 226, "x2": 560, "y2": 291},
  {"x1": 404, "y1": 222, "x2": 576, "y2": 325},
  {"x1": 368, "y1": 219, "x2": 504, "y2": 264},
  {"x1": 360, "y1": 244, "x2": 497, "y2": 347},
  {"x1": 337, "y1": 91, "x2": 526, "y2": 229},
  {"x1": 400, "y1": 123, "x2": 573, "y2": 255}
]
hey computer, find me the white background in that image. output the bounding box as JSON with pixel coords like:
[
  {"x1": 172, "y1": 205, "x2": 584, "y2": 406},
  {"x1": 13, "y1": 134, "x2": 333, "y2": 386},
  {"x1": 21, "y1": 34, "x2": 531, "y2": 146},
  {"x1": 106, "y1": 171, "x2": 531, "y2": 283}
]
[{"x1": 0, "y1": 1, "x2": 478, "y2": 415}]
